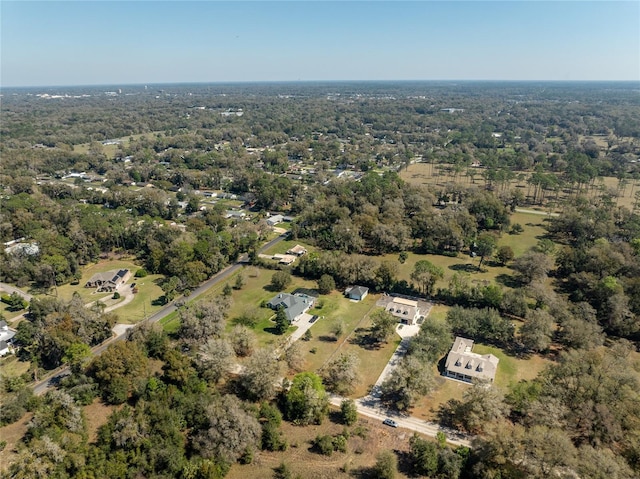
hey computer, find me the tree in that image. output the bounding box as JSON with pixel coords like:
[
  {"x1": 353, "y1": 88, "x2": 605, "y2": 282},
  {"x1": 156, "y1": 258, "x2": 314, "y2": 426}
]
[
  {"x1": 282, "y1": 341, "x2": 305, "y2": 373},
  {"x1": 161, "y1": 276, "x2": 182, "y2": 303},
  {"x1": 260, "y1": 402, "x2": 287, "y2": 452},
  {"x1": 452, "y1": 381, "x2": 510, "y2": 433},
  {"x1": 62, "y1": 342, "x2": 91, "y2": 373},
  {"x1": 520, "y1": 309, "x2": 554, "y2": 352},
  {"x1": 340, "y1": 399, "x2": 358, "y2": 426},
  {"x1": 274, "y1": 308, "x2": 289, "y2": 335},
  {"x1": 197, "y1": 338, "x2": 235, "y2": 384},
  {"x1": 270, "y1": 271, "x2": 291, "y2": 291},
  {"x1": 6, "y1": 292, "x2": 27, "y2": 311},
  {"x1": 234, "y1": 273, "x2": 245, "y2": 290},
  {"x1": 408, "y1": 433, "x2": 438, "y2": 477},
  {"x1": 370, "y1": 309, "x2": 397, "y2": 344},
  {"x1": 88, "y1": 340, "x2": 149, "y2": 404},
  {"x1": 320, "y1": 353, "x2": 360, "y2": 395},
  {"x1": 495, "y1": 245, "x2": 514, "y2": 265},
  {"x1": 284, "y1": 372, "x2": 328, "y2": 425},
  {"x1": 512, "y1": 251, "x2": 554, "y2": 284},
  {"x1": 240, "y1": 348, "x2": 281, "y2": 401},
  {"x1": 316, "y1": 274, "x2": 336, "y2": 294},
  {"x1": 475, "y1": 233, "x2": 497, "y2": 270},
  {"x1": 192, "y1": 394, "x2": 261, "y2": 464},
  {"x1": 371, "y1": 450, "x2": 397, "y2": 479},
  {"x1": 178, "y1": 297, "x2": 229, "y2": 345},
  {"x1": 410, "y1": 260, "x2": 444, "y2": 297},
  {"x1": 230, "y1": 324, "x2": 256, "y2": 357},
  {"x1": 380, "y1": 356, "x2": 435, "y2": 411}
]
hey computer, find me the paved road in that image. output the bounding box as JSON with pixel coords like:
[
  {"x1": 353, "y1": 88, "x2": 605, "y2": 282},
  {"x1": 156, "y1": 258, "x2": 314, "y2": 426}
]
[
  {"x1": 330, "y1": 322, "x2": 473, "y2": 449},
  {"x1": 0, "y1": 283, "x2": 33, "y2": 302},
  {"x1": 514, "y1": 208, "x2": 560, "y2": 217},
  {"x1": 32, "y1": 233, "x2": 288, "y2": 395},
  {"x1": 328, "y1": 395, "x2": 472, "y2": 448}
]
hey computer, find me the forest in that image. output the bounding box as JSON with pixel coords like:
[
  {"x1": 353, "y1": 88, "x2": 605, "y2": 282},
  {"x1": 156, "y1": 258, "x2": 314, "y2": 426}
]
[{"x1": 0, "y1": 81, "x2": 639, "y2": 478}]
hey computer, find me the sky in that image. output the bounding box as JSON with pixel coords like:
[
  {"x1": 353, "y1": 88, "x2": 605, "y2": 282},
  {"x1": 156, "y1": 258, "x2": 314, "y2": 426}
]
[{"x1": 1, "y1": 1, "x2": 639, "y2": 87}]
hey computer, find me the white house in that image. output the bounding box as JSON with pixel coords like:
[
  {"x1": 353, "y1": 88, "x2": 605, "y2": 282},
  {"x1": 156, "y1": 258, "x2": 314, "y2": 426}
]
[
  {"x1": 444, "y1": 337, "x2": 499, "y2": 383},
  {"x1": 385, "y1": 297, "x2": 421, "y2": 325}
]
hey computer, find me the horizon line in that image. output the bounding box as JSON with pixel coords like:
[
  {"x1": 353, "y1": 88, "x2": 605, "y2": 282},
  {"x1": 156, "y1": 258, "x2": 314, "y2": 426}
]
[{"x1": 3, "y1": 79, "x2": 640, "y2": 89}]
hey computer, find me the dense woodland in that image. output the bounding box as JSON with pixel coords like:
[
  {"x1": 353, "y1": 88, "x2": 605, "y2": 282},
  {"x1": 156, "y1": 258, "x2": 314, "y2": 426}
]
[{"x1": 1, "y1": 81, "x2": 639, "y2": 478}]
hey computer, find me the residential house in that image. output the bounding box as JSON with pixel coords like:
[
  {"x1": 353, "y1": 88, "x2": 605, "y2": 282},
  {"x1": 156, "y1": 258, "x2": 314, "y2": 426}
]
[
  {"x1": 0, "y1": 320, "x2": 16, "y2": 344},
  {"x1": 225, "y1": 210, "x2": 246, "y2": 220},
  {"x1": 286, "y1": 245, "x2": 307, "y2": 256},
  {"x1": 444, "y1": 337, "x2": 499, "y2": 383},
  {"x1": 85, "y1": 269, "x2": 131, "y2": 292},
  {"x1": 0, "y1": 340, "x2": 10, "y2": 357},
  {"x1": 273, "y1": 254, "x2": 297, "y2": 265},
  {"x1": 345, "y1": 285, "x2": 369, "y2": 301},
  {"x1": 267, "y1": 293, "x2": 315, "y2": 323},
  {"x1": 385, "y1": 297, "x2": 421, "y2": 325},
  {"x1": 266, "y1": 214, "x2": 285, "y2": 227}
]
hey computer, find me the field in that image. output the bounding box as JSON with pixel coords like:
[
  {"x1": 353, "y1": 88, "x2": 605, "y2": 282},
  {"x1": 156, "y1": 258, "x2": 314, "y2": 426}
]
[
  {"x1": 227, "y1": 414, "x2": 416, "y2": 479},
  {"x1": 53, "y1": 258, "x2": 165, "y2": 324},
  {"x1": 400, "y1": 162, "x2": 640, "y2": 211}
]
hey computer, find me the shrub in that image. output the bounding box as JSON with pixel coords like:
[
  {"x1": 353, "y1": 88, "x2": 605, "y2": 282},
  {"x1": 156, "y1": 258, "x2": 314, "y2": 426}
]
[
  {"x1": 112, "y1": 292, "x2": 121, "y2": 299},
  {"x1": 135, "y1": 269, "x2": 148, "y2": 278}
]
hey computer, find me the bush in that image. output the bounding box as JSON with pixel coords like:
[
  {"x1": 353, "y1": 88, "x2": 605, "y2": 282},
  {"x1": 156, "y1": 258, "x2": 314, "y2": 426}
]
[
  {"x1": 135, "y1": 269, "x2": 148, "y2": 278},
  {"x1": 312, "y1": 433, "x2": 348, "y2": 456},
  {"x1": 112, "y1": 292, "x2": 121, "y2": 299},
  {"x1": 313, "y1": 435, "x2": 335, "y2": 456}
]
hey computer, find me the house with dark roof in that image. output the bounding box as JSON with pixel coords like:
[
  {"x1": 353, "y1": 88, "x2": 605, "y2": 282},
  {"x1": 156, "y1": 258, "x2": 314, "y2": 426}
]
[
  {"x1": 267, "y1": 292, "x2": 315, "y2": 323},
  {"x1": 345, "y1": 285, "x2": 369, "y2": 301},
  {"x1": 444, "y1": 337, "x2": 499, "y2": 383},
  {"x1": 85, "y1": 269, "x2": 131, "y2": 292}
]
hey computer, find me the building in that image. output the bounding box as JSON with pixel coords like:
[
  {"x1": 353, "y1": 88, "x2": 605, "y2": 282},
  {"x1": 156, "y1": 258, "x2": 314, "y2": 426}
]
[
  {"x1": 266, "y1": 214, "x2": 285, "y2": 226},
  {"x1": 0, "y1": 320, "x2": 15, "y2": 344},
  {"x1": 0, "y1": 340, "x2": 10, "y2": 357},
  {"x1": 225, "y1": 210, "x2": 246, "y2": 220},
  {"x1": 385, "y1": 297, "x2": 421, "y2": 325},
  {"x1": 345, "y1": 285, "x2": 369, "y2": 301},
  {"x1": 267, "y1": 292, "x2": 315, "y2": 323},
  {"x1": 444, "y1": 337, "x2": 499, "y2": 383},
  {"x1": 286, "y1": 245, "x2": 307, "y2": 256},
  {"x1": 85, "y1": 269, "x2": 131, "y2": 292},
  {"x1": 273, "y1": 254, "x2": 297, "y2": 265}
]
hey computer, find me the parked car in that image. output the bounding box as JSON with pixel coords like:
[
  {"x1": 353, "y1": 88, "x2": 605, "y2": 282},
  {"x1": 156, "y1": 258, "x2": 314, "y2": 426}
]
[{"x1": 383, "y1": 418, "x2": 398, "y2": 428}]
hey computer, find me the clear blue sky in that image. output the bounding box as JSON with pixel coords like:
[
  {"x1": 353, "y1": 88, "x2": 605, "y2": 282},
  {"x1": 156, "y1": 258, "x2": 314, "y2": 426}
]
[{"x1": 2, "y1": 1, "x2": 638, "y2": 87}]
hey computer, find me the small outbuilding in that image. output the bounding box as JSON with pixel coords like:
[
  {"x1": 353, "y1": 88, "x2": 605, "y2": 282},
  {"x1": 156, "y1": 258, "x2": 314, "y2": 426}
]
[{"x1": 345, "y1": 285, "x2": 369, "y2": 301}]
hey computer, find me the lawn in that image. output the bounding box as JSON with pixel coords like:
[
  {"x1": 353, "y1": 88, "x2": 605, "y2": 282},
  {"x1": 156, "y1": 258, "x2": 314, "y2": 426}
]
[
  {"x1": 499, "y1": 212, "x2": 550, "y2": 258},
  {"x1": 409, "y1": 344, "x2": 550, "y2": 422},
  {"x1": 262, "y1": 239, "x2": 315, "y2": 256},
  {"x1": 50, "y1": 258, "x2": 165, "y2": 324},
  {"x1": 380, "y1": 251, "x2": 512, "y2": 295},
  {"x1": 0, "y1": 354, "x2": 31, "y2": 378},
  {"x1": 0, "y1": 302, "x2": 26, "y2": 322},
  {"x1": 296, "y1": 292, "x2": 400, "y2": 398},
  {"x1": 472, "y1": 344, "x2": 550, "y2": 390}
]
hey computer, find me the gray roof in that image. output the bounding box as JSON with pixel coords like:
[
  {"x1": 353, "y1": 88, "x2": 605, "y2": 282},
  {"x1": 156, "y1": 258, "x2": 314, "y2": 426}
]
[
  {"x1": 445, "y1": 337, "x2": 499, "y2": 382},
  {"x1": 346, "y1": 285, "x2": 369, "y2": 298},
  {"x1": 0, "y1": 340, "x2": 8, "y2": 350},
  {"x1": 267, "y1": 293, "x2": 314, "y2": 322}
]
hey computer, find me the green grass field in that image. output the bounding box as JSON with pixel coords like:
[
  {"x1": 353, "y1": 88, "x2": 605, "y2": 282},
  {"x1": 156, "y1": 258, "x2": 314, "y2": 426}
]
[{"x1": 52, "y1": 258, "x2": 165, "y2": 324}]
